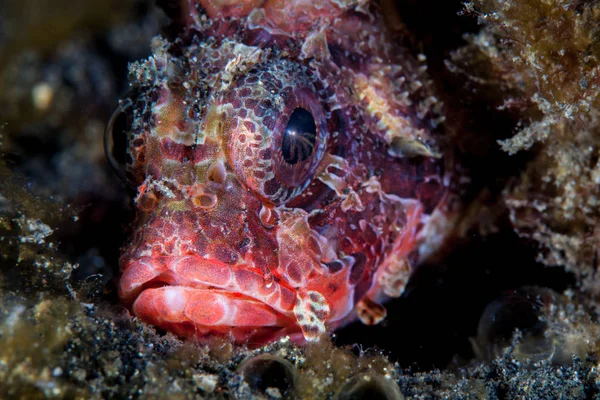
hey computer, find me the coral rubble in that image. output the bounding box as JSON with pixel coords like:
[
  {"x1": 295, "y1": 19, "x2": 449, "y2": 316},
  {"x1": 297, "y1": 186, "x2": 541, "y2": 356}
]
[{"x1": 456, "y1": 0, "x2": 600, "y2": 291}]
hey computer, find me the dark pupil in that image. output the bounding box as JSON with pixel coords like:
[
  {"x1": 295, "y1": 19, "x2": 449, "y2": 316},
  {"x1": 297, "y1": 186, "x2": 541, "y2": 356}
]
[{"x1": 281, "y1": 107, "x2": 317, "y2": 165}]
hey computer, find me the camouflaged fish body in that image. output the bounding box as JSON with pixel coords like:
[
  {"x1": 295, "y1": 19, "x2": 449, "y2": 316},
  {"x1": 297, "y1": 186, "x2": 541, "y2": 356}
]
[{"x1": 117, "y1": 0, "x2": 449, "y2": 346}]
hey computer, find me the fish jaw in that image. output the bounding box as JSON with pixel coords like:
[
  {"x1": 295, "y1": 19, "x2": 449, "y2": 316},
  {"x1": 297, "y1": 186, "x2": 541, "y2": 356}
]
[
  {"x1": 119, "y1": 255, "x2": 302, "y2": 345},
  {"x1": 117, "y1": 194, "x2": 428, "y2": 346},
  {"x1": 117, "y1": 252, "x2": 354, "y2": 346}
]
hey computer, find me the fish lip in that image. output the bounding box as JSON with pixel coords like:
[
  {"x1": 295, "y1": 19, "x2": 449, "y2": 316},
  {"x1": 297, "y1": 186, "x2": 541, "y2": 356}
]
[
  {"x1": 119, "y1": 255, "x2": 298, "y2": 326},
  {"x1": 132, "y1": 286, "x2": 296, "y2": 346}
]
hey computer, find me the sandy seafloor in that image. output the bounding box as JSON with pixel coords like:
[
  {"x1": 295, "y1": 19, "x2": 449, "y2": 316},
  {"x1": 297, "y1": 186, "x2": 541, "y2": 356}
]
[{"x1": 2, "y1": 0, "x2": 600, "y2": 399}]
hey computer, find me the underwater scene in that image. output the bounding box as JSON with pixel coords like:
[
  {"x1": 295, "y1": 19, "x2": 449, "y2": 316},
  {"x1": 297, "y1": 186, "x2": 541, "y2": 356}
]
[{"x1": 1, "y1": 0, "x2": 600, "y2": 399}]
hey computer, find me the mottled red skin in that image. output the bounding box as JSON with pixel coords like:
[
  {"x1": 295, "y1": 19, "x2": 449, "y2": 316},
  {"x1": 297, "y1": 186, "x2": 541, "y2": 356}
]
[{"x1": 118, "y1": 0, "x2": 450, "y2": 346}]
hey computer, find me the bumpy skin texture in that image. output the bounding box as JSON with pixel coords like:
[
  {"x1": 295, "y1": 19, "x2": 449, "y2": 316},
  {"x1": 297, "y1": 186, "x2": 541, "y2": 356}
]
[{"x1": 118, "y1": 0, "x2": 449, "y2": 346}]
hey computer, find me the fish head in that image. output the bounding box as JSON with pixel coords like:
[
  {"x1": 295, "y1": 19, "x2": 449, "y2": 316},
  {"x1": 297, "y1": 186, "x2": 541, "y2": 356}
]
[{"x1": 115, "y1": 0, "x2": 449, "y2": 346}]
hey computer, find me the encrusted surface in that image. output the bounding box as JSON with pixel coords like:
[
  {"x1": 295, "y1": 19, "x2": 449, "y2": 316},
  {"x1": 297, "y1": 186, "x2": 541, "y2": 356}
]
[{"x1": 452, "y1": 0, "x2": 600, "y2": 294}]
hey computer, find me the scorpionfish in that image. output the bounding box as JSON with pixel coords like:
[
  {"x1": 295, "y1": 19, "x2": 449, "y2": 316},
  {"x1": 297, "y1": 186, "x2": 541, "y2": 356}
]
[{"x1": 115, "y1": 0, "x2": 451, "y2": 346}]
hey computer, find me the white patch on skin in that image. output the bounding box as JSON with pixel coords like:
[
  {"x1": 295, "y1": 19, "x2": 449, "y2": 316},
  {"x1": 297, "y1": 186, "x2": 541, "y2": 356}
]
[
  {"x1": 138, "y1": 249, "x2": 152, "y2": 257},
  {"x1": 247, "y1": 9, "x2": 291, "y2": 38},
  {"x1": 362, "y1": 175, "x2": 410, "y2": 206},
  {"x1": 377, "y1": 256, "x2": 411, "y2": 298},
  {"x1": 316, "y1": 153, "x2": 350, "y2": 195},
  {"x1": 293, "y1": 289, "x2": 330, "y2": 342},
  {"x1": 165, "y1": 287, "x2": 186, "y2": 315},
  {"x1": 316, "y1": 153, "x2": 365, "y2": 212},
  {"x1": 135, "y1": 176, "x2": 181, "y2": 204},
  {"x1": 300, "y1": 27, "x2": 330, "y2": 60},
  {"x1": 219, "y1": 42, "x2": 263, "y2": 91}
]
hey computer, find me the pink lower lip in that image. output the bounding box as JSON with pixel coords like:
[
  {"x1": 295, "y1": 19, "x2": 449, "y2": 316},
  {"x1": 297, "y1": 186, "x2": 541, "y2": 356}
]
[
  {"x1": 120, "y1": 256, "x2": 296, "y2": 311},
  {"x1": 133, "y1": 286, "x2": 289, "y2": 327},
  {"x1": 132, "y1": 287, "x2": 295, "y2": 345},
  {"x1": 119, "y1": 255, "x2": 300, "y2": 342}
]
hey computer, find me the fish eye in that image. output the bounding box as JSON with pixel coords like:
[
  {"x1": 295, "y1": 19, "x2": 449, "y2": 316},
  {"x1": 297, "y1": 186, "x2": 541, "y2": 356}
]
[
  {"x1": 282, "y1": 107, "x2": 317, "y2": 165},
  {"x1": 222, "y1": 61, "x2": 329, "y2": 205}
]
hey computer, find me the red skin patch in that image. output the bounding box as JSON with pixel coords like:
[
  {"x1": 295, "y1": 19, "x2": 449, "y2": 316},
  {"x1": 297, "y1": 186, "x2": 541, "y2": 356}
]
[{"x1": 118, "y1": 0, "x2": 451, "y2": 346}]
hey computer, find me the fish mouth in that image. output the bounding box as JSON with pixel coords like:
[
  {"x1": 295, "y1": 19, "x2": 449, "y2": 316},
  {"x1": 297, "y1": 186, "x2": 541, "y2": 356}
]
[{"x1": 119, "y1": 255, "x2": 300, "y2": 345}]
